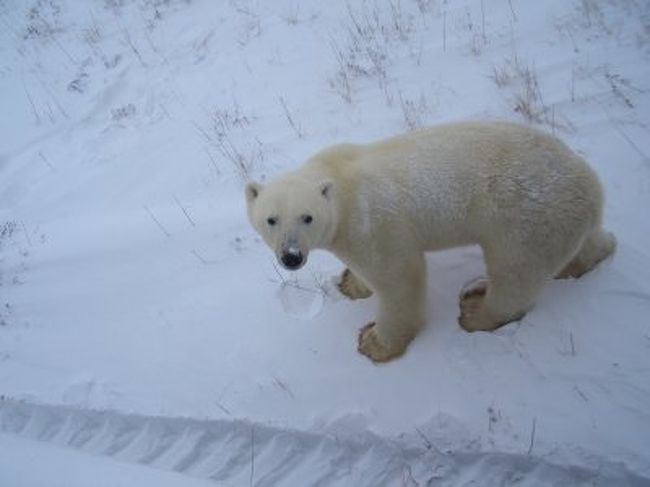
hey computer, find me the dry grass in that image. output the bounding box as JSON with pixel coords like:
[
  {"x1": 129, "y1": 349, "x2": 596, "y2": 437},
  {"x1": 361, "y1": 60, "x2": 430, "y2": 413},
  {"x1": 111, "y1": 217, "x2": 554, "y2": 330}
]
[
  {"x1": 279, "y1": 96, "x2": 305, "y2": 139},
  {"x1": 194, "y1": 103, "x2": 263, "y2": 181},
  {"x1": 490, "y1": 57, "x2": 572, "y2": 132},
  {"x1": 328, "y1": 0, "x2": 415, "y2": 104},
  {"x1": 399, "y1": 91, "x2": 429, "y2": 130},
  {"x1": 489, "y1": 58, "x2": 546, "y2": 123},
  {"x1": 512, "y1": 63, "x2": 545, "y2": 123}
]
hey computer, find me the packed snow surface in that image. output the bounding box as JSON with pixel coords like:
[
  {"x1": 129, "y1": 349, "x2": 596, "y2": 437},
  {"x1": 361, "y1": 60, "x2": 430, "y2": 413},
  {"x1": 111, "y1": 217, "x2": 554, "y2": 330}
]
[{"x1": 1, "y1": 0, "x2": 649, "y2": 485}]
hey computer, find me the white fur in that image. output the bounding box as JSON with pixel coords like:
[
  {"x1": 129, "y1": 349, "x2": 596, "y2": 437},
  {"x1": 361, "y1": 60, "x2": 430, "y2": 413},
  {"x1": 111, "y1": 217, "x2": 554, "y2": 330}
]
[{"x1": 246, "y1": 121, "x2": 615, "y2": 362}]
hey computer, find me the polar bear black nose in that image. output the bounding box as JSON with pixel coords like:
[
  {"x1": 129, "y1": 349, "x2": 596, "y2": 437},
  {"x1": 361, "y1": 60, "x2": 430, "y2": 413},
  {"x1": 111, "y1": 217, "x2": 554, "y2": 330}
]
[{"x1": 281, "y1": 251, "x2": 303, "y2": 270}]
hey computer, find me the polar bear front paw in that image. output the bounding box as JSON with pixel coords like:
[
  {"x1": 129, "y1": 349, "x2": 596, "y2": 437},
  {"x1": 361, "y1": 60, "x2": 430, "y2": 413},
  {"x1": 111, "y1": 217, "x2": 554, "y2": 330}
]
[
  {"x1": 357, "y1": 323, "x2": 407, "y2": 363},
  {"x1": 338, "y1": 268, "x2": 373, "y2": 300}
]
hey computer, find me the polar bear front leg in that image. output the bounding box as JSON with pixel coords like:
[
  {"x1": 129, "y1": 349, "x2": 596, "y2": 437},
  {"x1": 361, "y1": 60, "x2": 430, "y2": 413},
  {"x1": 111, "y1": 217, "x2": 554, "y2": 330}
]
[
  {"x1": 357, "y1": 257, "x2": 426, "y2": 363},
  {"x1": 338, "y1": 268, "x2": 373, "y2": 300}
]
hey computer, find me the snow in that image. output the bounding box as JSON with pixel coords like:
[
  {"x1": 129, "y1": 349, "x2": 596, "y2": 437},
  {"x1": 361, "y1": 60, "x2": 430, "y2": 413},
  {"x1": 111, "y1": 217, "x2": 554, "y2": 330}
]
[
  {"x1": 0, "y1": 434, "x2": 216, "y2": 487},
  {"x1": 1, "y1": 0, "x2": 649, "y2": 485},
  {"x1": 1, "y1": 401, "x2": 647, "y2": 486}
]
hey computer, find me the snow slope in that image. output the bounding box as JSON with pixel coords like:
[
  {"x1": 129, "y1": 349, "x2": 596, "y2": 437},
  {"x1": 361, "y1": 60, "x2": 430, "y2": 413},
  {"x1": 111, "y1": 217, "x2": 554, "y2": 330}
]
[
  {"x1": 1, "y1": 400, "x2": 647, "y2": 486},
  {"x1": 0, "y1": 433, "x2": 216, "y2": 487},
  {"x1": 1, "y1": 0, "x2": 649, "y2": 484}
]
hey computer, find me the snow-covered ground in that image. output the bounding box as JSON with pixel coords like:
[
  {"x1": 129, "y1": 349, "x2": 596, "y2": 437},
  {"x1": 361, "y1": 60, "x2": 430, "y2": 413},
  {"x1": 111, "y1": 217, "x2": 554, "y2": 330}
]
[{"x1": 1, "y1": 0, "x2": 649, "y2": 485}]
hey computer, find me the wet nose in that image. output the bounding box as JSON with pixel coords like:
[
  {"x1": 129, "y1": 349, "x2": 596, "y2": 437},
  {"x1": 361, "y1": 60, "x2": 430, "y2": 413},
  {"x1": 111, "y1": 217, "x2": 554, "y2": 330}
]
[{"x1": 281, "y1": 251, "x2": 303, "y2": 270}]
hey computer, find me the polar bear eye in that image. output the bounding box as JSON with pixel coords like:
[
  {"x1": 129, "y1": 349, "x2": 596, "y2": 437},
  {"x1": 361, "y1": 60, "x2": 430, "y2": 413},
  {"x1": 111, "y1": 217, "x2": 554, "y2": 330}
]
[
  {"x1": 302, "y1": 215, "x2": 313, "y2": 224},
  {"x1": 267, "y1": 217, "x2": 278, "y2": 226}
]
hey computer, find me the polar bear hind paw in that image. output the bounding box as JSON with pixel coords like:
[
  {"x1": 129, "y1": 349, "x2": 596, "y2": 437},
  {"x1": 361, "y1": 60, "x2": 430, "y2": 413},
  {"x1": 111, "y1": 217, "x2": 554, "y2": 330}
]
[
  {"x1": 460, "y1": 277, "x2": 488, "y2": 299},
  {"x1": 458, "y1": 280, "x2": 524, "y2": 332}
]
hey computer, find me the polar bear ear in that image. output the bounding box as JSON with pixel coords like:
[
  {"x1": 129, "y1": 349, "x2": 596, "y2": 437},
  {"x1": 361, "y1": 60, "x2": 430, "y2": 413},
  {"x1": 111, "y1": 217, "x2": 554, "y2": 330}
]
[
  {"x1": 319, "y1": 180, "x2": 334, "y2": 200},
  {"x1": 245, "y1": 182, "x2": 262, "y2": 203}
]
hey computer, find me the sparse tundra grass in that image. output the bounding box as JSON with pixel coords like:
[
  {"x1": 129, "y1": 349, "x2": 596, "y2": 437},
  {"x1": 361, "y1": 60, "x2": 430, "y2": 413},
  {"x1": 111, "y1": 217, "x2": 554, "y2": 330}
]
[
  {"x1": 193, "y1": 102, "x2": 264, "y2": 182},
  {"x1": 489, "y1": 56, "x2": 574, "y2": 132}
]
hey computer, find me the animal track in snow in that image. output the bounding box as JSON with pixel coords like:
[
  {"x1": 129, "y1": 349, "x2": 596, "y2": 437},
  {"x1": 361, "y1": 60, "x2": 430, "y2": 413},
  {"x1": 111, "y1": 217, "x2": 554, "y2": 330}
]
[{"x1": 276, "y1": 281, "x2": 324, "y2": 319}]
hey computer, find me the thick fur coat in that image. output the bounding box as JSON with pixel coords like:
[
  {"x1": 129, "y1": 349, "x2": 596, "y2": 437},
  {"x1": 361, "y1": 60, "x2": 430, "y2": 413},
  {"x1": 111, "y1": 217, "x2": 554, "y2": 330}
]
[{"x1": 246, "y1": 122, "x2": 615, "y2": 362}]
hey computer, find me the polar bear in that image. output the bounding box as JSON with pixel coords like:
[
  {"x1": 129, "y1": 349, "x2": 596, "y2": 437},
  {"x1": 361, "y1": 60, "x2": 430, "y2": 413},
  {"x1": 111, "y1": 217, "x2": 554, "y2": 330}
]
[{"x1": 245, "y1": 121, "x2": 615, "y2": 363}]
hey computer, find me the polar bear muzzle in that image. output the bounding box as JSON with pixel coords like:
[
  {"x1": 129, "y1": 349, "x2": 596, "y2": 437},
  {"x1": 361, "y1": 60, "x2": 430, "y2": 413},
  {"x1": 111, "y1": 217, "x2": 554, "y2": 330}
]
[
  {"x1": 278, "y1": 235, "x2": 308, "y2": 270},
  {"x1": 280, "y1": 247, "x2": 305, "y2": 270}
]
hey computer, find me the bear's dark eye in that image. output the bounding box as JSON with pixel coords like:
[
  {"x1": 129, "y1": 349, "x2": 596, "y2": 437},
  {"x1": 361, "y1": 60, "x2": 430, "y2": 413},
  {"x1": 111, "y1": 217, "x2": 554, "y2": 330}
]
[
  {"x1": 302, "y1": 215, "x2": 313, "y2": 224},
  {"x1": 267, "y1": 217, "x2": 278, "y2": 226}
]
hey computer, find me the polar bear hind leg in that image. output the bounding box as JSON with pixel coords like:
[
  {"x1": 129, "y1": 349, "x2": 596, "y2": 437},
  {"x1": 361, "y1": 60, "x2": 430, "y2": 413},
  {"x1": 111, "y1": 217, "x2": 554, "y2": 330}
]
[
  {"x1": 459, "y1": 226, "x2": 587, "y2": 332},
  {"x1": 459, "y1": 258, "x2": 546, "y2": 332},
  {"x1": 555, "y1": 228, "x2": 616, "y2": 279}
]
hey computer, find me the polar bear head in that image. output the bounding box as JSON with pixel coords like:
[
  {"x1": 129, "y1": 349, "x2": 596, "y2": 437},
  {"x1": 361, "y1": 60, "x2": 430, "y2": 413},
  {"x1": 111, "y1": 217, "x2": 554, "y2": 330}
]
[{"x1": 245, "y1": 177, "x2": 337, "y2": 270}]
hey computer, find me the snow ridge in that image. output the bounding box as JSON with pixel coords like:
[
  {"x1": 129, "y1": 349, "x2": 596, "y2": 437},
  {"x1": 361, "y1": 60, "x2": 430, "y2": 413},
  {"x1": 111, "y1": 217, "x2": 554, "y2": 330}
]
[{"x1": 1, "y1": 399, "x2": 647, "y2": 486}]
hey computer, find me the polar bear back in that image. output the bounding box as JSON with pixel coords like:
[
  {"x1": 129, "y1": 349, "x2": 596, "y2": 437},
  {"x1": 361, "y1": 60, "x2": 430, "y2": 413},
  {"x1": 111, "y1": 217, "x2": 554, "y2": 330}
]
[{"x1": 304, "y1": 122, "x2": 603, "y2": 252}]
